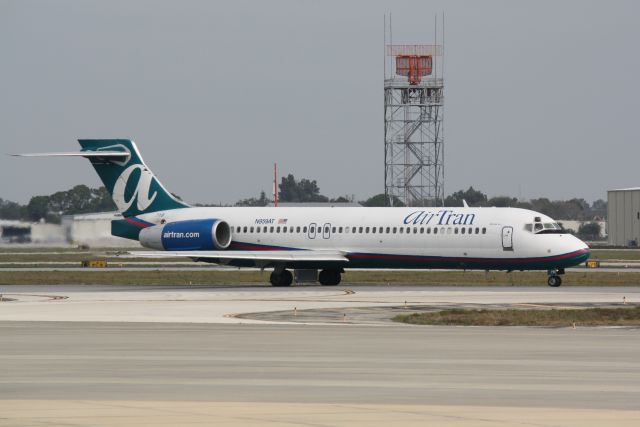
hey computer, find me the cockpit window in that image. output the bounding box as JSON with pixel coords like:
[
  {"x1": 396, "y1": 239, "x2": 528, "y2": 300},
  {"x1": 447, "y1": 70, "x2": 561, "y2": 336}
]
[{"x1": 525, "y1": 221, "x2": 564, "y2": 234}]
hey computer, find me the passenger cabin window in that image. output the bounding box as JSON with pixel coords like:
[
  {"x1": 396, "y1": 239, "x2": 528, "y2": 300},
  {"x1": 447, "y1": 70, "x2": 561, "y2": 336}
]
[
  {"x1": 303, "y1": 226, "x2": 307, "y2": 233},
  {"x1": 352, "y1": 227, "x2": 357, "y2": 233},
  {"x1": 433, "y1": 227, "x2": 438, "y2": 234},
  {"x1": 461, "y1": 228, "x2": 465, "y2": 234},
  {"x1": 386, "y1": 227, "x2": 390, "y2": 233},
  {"x1": 359, "y1": 227, "x2": 363, "y2": 233},
  {"x1": 270, "y1": 226, "x2": 274, "y2": 233},
  {"x1": 243, "y1": 226, "x2": 248, "y2": 233},
  {"x1": 339, "y1": 227, "x2": 343, "y2": 233},
  {"x1": 482, "y1": 227, "x2": 487, "y2": 234}
]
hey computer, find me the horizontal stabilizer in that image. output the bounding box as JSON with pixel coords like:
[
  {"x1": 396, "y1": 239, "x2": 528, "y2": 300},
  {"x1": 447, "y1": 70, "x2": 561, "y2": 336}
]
[{"x1": 10, "y1": 151, "x2": 130, "y2": 158}]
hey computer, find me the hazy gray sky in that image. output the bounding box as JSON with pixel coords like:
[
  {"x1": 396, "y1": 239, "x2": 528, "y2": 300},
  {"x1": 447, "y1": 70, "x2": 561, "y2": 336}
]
[{"x1": 2, "y1": 0, "x2": 638, "y2": 205}]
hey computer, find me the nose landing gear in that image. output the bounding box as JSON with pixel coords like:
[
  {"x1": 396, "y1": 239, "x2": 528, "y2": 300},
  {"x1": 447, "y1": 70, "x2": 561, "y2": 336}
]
[{"x1": 547, "y1": 268, "x2": 565, "y2": 287}]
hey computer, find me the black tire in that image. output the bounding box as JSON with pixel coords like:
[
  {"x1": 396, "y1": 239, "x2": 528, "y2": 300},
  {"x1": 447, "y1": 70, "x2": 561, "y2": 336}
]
[
  {"x1": 547, "y1": 275, "x2": 562, "y2": 287},
  {"x1": 280, "y1": 270, "x2": 293, "y2": 286},
  {"x1": 270, "y1": 270, "x2": 293, "y2": 287},
  {"x1": 269, "y1": 271, "x2": 280, "y2": 286},
  {"x1": 319, "y1": 269, "x2": 341, "y2": 286}
]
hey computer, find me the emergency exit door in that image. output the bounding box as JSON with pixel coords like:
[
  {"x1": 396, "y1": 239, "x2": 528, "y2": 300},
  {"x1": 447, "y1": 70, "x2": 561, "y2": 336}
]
[{"x1": 502, "y1": 226, "x2": 513, "y2": 251}]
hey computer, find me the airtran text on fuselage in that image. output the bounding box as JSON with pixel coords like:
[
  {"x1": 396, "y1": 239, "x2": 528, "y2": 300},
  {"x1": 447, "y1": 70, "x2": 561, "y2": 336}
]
[{"x1": 403, "y1": 210, "x2": 476, "y2": 226}]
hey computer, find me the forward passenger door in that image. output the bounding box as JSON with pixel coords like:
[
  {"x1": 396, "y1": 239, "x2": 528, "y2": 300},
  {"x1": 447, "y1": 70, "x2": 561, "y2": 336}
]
[{"x1": 502, "y1": 226, "x2": 514, "y2": 251}]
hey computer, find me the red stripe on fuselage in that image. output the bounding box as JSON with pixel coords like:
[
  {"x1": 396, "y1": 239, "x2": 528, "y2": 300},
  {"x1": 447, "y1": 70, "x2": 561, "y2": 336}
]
[
  {"x1": 347, "y1": 248, "x2": 590, "y2": 263},
  {"x1": 125, "y1": 217, "x2": 152, "y2": 229}
]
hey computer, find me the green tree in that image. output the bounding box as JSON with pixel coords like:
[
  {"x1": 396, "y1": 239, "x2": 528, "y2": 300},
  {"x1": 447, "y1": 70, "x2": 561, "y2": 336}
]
[
  {"x1": 360, "y1": 193, "x2": 405, "y2": 207},
  {"x1": 590, "y1": 199, "x2": 607, "y2": 219},
  {"x1": 236, "y1": 191, "x2": 271, "y2": 207},
  {"x1": 444, "y1": 187, "x2": 487, "y2": 207},
  {"x1": 26, "y1": 196, "x2": 50, "y2": 222},
  {"x1": 487, "y1": 196, "x2": 519, "y2": 207},
  {"x1": 0, "y1": 198, "x2": 25, "y2": 220},
  {"x1": 278, "y1": 174, "x2": 328, "y2": 203},
  {"x1": 578, "y1": 222, "x2": 601, "y2": 240}
]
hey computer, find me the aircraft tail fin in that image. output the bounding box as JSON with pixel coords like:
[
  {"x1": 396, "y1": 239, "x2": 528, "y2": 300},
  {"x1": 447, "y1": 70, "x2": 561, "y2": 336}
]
[{"x1": 12, "y1": 139, "x2": 189, "y2": 217}]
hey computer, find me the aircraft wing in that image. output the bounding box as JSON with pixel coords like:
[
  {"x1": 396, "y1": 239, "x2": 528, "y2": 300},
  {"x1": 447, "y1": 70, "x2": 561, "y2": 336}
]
[{"x1": 126, "y1": 250, "x2": 349, "y2": 264}]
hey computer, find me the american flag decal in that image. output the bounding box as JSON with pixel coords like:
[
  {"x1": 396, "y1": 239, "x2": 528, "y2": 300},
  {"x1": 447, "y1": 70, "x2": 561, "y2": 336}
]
[{"x1": 278, "y1": 218, "x2": 288, "y2": 224}]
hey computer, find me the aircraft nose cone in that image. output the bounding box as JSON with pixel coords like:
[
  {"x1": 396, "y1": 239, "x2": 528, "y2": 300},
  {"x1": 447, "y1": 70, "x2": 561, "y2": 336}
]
[{"x1": 572, "y1": 235, "x2": 591, "y2": 262}]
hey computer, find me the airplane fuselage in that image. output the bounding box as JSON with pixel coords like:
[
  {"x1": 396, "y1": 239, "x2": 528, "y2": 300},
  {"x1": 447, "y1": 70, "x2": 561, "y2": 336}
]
[{"x1": 127, "y1": 206, "x2": 590, "y2": 272}]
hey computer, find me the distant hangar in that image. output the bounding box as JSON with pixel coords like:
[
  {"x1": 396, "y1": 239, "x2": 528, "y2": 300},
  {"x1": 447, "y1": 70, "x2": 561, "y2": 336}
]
[{"x1": 608, "y1": 188, "x2": 640, "y2": 246}]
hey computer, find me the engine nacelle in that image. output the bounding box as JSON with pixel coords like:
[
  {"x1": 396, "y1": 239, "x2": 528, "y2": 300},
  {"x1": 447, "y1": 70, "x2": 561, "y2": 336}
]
[{"x1": 139, "y1": 218, "x2": 231, "y2": 251}]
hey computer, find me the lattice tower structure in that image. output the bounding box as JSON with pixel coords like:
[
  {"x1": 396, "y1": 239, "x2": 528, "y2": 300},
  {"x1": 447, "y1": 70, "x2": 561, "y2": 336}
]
[{"x1": 384, "y1": 44, "x2": 444, "y2": 207}]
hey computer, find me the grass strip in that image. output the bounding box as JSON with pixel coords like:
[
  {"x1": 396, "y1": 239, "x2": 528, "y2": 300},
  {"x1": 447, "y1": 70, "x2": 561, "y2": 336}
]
[
  {"x1": 394, "y1": 306, "x2": 640, "y2": 326},
  {"x1": 1, "y1": 270, "x2": 640, "y2": 286}
]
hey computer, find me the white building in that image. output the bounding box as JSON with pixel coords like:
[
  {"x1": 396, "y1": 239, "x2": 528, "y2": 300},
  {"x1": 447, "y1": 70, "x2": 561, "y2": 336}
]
[
  {"x1": 0, "y1": 219, "x2": 65, "y2": 244},
  {"x1": 556, "y1": 220, "x2": 607, "y2": 239},
  {"x1": 61, "y1": 212, "x2": 140, "y2": 247}
]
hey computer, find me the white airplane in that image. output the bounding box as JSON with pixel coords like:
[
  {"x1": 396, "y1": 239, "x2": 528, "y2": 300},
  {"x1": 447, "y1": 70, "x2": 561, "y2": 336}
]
[{"x1": 15, "y1": 139, "x2": 590, "y2": 287}]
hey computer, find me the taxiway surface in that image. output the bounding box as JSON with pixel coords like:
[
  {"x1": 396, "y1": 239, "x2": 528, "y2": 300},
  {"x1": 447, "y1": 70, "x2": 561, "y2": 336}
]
[{"x1": 1, "y1": 284, "x2": 639, "y2": 324}]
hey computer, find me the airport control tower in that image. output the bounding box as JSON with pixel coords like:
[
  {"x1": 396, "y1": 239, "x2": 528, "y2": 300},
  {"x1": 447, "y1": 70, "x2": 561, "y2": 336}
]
[{"x1": 384, "y1": 37, "x2": 444, "y2": 207}]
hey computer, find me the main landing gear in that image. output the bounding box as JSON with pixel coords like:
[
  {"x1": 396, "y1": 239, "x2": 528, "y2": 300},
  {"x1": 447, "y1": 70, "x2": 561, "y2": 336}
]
[
  {"x1": 318, "y1": 269, "x2": 342, "y2": 286},
  {"x1": 270, "y1": 269, "x2": 293, "y2": 287},
  {"x1": 269, "y1": 268, "x2": 343, "y2": 287},
  {"x1": 547, "y1": 268, "x2": 565, "y2": 287}
]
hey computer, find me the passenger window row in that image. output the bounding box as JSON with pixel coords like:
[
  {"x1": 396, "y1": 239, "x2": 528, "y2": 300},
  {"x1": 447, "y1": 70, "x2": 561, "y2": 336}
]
[{"x1": 231, "y1": 225, "x2": 488, "y2": 235}]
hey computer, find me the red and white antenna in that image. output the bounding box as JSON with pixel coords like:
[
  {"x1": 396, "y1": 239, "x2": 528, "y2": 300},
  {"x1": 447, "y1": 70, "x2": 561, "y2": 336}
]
[
  {"x1": 273, "y1": 162, "x2": 278, "y2": 207},
  {"x1": 386, "y1": 45, "x2": 441, "y2": 85}
]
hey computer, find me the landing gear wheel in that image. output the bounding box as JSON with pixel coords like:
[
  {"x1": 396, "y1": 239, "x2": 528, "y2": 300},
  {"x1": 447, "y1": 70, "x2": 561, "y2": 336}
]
[
  {"x1": 270, "y1": 270, "x2": 293, "y2": 287},
  {"x1": 547, "y1": 275, "x2": 562, "y2": 287},
  {"x1": 318, "y1": 269, "x2": 341, "y2": 286}
]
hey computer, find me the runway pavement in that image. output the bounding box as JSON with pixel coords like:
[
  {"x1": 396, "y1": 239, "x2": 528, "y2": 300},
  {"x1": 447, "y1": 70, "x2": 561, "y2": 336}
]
[
  {"x1": 1, "y1": 285, "x2": 639, "y2": 426},
  {"x1": 0, "y1": 321, "x2": 639, "y2": 426}
]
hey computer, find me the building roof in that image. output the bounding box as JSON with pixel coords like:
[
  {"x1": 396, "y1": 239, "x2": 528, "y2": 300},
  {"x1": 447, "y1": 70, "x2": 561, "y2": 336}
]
[{"x1": 609, "y1": 187, "x2": 640, "y2": 192}]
